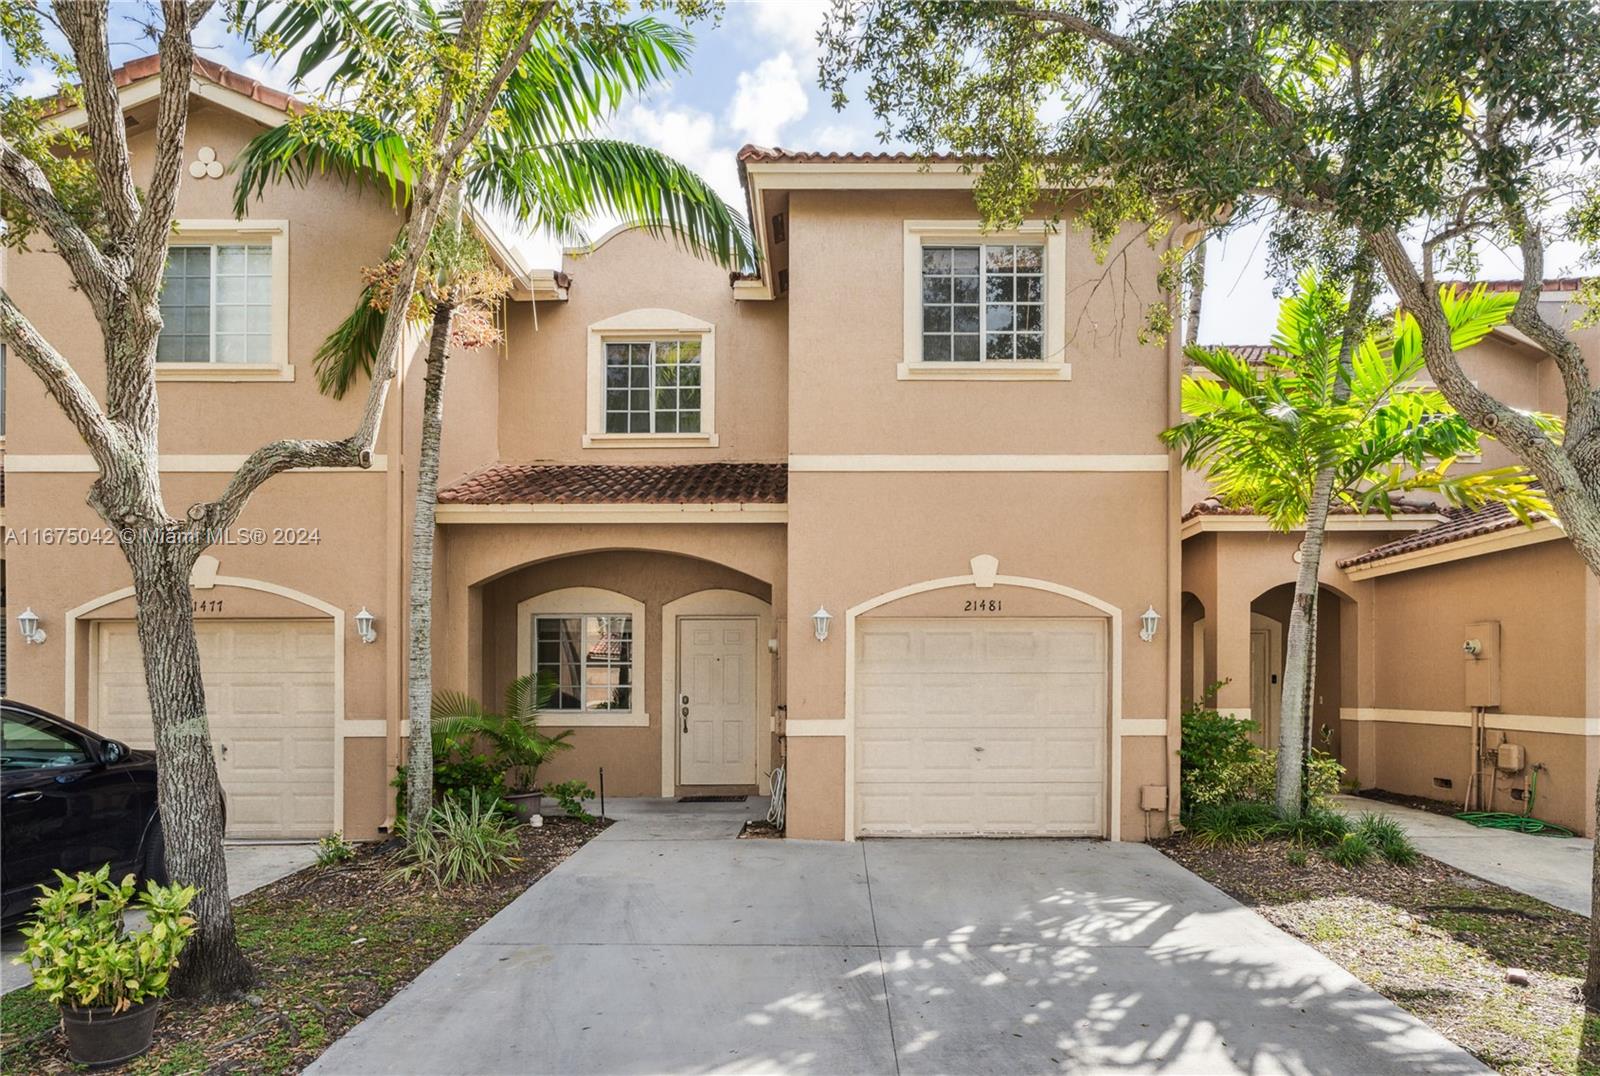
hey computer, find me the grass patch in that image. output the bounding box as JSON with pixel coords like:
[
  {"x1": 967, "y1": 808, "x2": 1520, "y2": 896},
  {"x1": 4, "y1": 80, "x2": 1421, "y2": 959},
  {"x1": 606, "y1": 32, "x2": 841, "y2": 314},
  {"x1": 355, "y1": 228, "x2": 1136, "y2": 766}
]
[
  {"x1": 1, "y1": 816, "x2": 607, "y2": 1074},
  {"x1": 1162, "y1": 835, "x2": 1589, "y2": 1075}
]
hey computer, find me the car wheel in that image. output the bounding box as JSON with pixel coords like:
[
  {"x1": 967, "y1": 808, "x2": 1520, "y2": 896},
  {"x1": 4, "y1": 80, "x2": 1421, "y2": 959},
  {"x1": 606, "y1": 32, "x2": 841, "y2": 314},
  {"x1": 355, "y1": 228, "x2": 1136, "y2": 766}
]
[{"x1": 141, "y1": 818, "x2": 169, "y2": 885}]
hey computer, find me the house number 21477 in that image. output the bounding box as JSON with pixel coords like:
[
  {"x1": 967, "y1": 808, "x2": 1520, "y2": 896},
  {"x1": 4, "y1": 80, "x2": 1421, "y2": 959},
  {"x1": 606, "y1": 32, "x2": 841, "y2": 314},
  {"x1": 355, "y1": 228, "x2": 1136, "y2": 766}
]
[{"x1": 964, "y1": 599, "x2": 1002, "y2": 613}]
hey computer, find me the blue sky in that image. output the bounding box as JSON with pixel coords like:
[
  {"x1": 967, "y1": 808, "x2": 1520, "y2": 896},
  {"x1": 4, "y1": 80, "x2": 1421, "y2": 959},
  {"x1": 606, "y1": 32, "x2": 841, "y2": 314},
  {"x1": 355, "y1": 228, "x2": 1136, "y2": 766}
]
[{"x1": 10, "y1": 0, "x2": 1585, "y2": 343}]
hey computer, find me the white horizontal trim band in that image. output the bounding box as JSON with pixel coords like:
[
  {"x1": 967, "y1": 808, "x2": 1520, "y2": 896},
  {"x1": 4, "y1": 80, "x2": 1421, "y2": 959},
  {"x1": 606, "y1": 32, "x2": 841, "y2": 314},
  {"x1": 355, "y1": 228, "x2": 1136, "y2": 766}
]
[
  {"x1": 340, "y1": 720, "x2": 388, "y2": 737},
  {"x1": 784, "y1": 720, "x2": 845, "y2": 737},
  {"x1": 1118, "y1": 719, "x2": 1169, "y2": 737},
  {"x1": 6, "y1": 454, "x2": 388, "y2": 473},
  {"x1": 788, "y1": 454, "x2": 1169, "y2": 473},
  {"x1": 1181, "y1": 514, "x2": 1446, "y2": 540},
  {"x1": 435, "y1": 503, "x2": 786, "y2": 525},
  {"x1": 1340, "y1": 707, "x2": 1597, "y2": 736}
]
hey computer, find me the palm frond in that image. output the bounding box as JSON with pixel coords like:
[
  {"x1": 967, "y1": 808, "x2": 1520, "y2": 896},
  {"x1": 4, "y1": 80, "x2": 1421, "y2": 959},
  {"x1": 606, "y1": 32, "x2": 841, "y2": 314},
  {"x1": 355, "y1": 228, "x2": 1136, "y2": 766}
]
[{"x1": 232, "y1": 117, "x2": 415, "y2": 217}]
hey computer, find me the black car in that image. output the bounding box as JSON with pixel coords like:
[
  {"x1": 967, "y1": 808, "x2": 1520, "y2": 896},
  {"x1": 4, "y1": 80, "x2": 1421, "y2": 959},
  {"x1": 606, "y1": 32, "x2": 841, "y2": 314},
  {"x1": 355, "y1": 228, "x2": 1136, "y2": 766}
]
[{"x1": 1, "y1": 701, "x2": 163, "y2": 925}]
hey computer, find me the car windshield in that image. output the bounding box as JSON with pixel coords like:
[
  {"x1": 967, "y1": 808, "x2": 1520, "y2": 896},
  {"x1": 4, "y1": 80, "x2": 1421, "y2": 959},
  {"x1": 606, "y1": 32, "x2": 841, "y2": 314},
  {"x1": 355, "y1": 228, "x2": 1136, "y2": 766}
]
[{"x1": 1, "y1": 712, "x2": 91, "y2": 771}]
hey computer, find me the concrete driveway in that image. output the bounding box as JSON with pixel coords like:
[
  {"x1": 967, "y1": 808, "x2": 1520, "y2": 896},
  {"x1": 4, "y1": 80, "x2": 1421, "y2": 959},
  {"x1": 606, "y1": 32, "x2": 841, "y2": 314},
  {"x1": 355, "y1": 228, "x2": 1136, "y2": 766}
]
[{"x1": 311, "y1": 800, "x2": 1481, "y2": 1075}]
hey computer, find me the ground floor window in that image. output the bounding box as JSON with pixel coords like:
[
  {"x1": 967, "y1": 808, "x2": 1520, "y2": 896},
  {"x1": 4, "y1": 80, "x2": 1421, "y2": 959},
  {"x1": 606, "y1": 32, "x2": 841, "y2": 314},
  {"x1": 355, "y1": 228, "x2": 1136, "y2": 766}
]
[{"x1": 534, "y1": 614, "x2": 634, "y2": 712}]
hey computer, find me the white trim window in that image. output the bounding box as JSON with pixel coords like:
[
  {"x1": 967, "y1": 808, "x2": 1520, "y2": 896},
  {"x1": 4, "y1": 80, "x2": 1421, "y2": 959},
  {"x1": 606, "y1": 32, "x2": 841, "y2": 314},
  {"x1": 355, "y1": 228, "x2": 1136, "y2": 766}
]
[
  {"x1": 901, "y1": 221, "x2": 1068, "y2": 381},
  {"x1": 534, "y1": 614, "x2": 635, "y2": 712},
  {"x1": 604, "y1": 338, "x2": 703, "y2": 434},
  {"x1": 158, "y1": 243, "x2": 273, "y2": 364},
  {"x1": 585, "y1": 308, "x2": 717, "y2": 447},
  {"x1": 921, "y1": 243, "x2": 1044, "y2": 362},
  {"x1": 157, "y1": 220, "x2": 292, "y2": 382},
  {"x1": 517, "y1": 588, "x2": 648, "y2": 727}
]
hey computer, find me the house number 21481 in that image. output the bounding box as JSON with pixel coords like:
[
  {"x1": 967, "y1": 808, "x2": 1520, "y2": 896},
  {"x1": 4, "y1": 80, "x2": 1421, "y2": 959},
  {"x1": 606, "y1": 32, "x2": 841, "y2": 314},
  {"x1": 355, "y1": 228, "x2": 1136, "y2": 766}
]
[{"x1": 964, "y1": 599, "x2": 1002, "y2": 613}]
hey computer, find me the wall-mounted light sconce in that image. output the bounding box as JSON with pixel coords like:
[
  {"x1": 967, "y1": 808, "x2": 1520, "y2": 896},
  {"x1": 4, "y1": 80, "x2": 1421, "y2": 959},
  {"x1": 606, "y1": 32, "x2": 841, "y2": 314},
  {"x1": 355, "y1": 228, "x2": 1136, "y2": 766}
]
[
  {"x1": 767, "y1": 637, "x2": 780, "y2": 655},
  {"x1": 17, "y1": 607, "x2": 46, "y2": 645},
  {"x1": 812, "y1": 607, "x2": 832, "y2": 643},
  {"x1": 354, "y1": 607, "x2": 378, "y2": 645},
  {"x1": 1138, "y1": 605, "x2": 1161, "y2": 643}
]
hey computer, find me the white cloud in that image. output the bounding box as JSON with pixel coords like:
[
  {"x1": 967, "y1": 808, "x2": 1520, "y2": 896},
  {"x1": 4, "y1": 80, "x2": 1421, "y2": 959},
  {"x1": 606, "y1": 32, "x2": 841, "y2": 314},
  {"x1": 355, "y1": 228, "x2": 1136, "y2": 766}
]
[
  {"x1": 15, "y1": 65, "x2": 60, "y2": 99},
  {"x1": 745, "y1": 0, "x2": 831, "y2": 60},
  {"x1": 725, "y1": 51, "x2": 809, "y2": 147}
]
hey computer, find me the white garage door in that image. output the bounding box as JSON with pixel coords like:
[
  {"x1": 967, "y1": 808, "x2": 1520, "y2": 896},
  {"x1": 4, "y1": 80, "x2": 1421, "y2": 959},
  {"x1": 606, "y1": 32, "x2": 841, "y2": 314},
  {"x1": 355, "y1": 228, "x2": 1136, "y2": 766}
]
[
  {"x1": 93, "y1": 619, "x2": 336, "y2": 839},
  {"x1": 855, "y1": 618, "x2": 1107, "y2": 837}
]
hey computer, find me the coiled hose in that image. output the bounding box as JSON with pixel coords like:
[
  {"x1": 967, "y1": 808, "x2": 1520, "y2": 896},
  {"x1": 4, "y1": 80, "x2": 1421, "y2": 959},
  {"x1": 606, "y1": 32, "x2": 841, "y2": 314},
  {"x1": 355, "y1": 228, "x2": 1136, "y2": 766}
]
[{"x1": 767, "y1": 765, "x2": 786, "y2": 830}]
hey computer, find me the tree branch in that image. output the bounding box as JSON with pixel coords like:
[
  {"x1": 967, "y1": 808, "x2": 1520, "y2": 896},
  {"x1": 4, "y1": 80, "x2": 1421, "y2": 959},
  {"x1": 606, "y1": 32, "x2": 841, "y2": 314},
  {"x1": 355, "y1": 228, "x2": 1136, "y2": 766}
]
[
  {"x1": 1503, "y1": 208, "x2": 1598, "y2": 438},
  {"x1": 132, "y1": 2, "x2": 205, "y2": 305},
  {"x1": 0, "y1": 136, "x2": 117, "y2": 312},
  {"x1": 1365, "y1": 227, "x2": 1555, "y2": 466},
  {"x1": 0, "y1": 289, "x2": 118, "y2": 459},
  {"x1": 53, "y1": 1, "x2": 140, "y2": 247}
]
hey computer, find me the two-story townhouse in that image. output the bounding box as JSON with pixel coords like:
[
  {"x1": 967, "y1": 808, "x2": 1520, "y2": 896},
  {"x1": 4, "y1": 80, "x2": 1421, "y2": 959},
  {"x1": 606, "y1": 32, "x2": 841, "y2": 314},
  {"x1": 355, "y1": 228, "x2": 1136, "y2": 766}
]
[
  {"x1": 432, "y1": 149, "x2": 1192, "y2": 841},
  {"x1": 1180, "y1": 280, "x2": 1600, "y2": 834},
  {"x1": 6, "y1": 59, "x2": 1193, "y2": 843}
]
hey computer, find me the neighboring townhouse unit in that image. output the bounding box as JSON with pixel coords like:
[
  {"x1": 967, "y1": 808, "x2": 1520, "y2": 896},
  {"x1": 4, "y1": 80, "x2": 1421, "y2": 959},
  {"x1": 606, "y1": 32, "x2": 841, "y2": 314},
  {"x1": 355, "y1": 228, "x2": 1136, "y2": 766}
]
[
  {"x1": 1180, "y1": 281, "x2": 1600, "y2": 835},
  {"x1": 5, "y1": 62, "x2": 1192, "y2": 843}
]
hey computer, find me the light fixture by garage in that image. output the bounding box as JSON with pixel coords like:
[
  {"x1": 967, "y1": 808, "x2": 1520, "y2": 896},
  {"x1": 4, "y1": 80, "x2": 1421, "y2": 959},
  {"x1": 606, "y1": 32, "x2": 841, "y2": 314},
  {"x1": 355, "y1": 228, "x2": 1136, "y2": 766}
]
[
  {"x1": 17, "y1": 607, "x2": 46, "y2": 645},
  {"x1": 812, "y1": 607, "x2": 832, "y2": 642},
  {"x1": 354, "y1": 607, "x2": 378, "y2": 645},
  {"x1": 1139, "y1": 605, "x2": 1161, "y2": 643}
]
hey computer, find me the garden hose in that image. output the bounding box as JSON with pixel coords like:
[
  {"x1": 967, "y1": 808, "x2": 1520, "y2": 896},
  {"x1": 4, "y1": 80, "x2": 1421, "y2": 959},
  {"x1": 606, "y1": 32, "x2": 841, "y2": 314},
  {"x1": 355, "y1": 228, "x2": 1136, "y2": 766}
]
[{"x1": 1455, "y1": 764, "x2": 1576, "y2": 836}]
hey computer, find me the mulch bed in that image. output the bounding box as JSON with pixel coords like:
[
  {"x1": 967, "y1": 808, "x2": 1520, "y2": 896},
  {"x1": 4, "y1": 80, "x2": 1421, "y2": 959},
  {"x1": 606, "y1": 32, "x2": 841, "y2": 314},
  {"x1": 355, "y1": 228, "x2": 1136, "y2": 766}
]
[
  {"x1": 1160, "y1": 835, "x2": 1596, "y2": 1075},
  {"x1": 1, "y1": 816, "x2": 608, "y2": 1074},
  {"x1": 737, "y1": 819, "x2": 784, "y2": 839}
]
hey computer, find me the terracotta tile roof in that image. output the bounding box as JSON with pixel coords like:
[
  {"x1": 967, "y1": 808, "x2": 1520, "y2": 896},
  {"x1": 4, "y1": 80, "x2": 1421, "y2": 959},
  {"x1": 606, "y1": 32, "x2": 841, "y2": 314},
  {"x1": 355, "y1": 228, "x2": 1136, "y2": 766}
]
[
  {"x1": 1182, "y1": 496, "x2": 1439, "y2": 524},
  {"x1": 1336, "y1": 501, "x2": 1551, "y2": 568},
  {"x1": 437, "y1": 463, "x2": 787, "y2": 505},
  {"x1": 736, "y1": 145, "x2": 976, "y2": 166},
  {"x1": 45, "y1": 54, "x2": 301, "y2": 116},
  {"x1": 1437, "y1": 277, "x2": 1588, "y2": 295}
]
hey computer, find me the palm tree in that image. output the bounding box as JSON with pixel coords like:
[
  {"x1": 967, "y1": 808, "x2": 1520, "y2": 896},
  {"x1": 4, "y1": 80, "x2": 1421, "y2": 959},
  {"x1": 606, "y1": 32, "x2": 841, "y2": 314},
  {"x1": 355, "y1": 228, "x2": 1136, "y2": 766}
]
[
  {"x1": 1163, "y1": 274, "x2": 1556, "y2": 814},
  {"x1": 234, "y1": 4, "x2": 752, "y2": 836},
  {"x1": 433, "y1": 674, "x2": 573, "y2": 800}
]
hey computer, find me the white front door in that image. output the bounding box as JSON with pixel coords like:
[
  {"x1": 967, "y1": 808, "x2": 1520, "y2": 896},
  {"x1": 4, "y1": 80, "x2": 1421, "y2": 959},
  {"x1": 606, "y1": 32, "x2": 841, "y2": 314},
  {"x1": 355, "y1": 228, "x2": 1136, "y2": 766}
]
[
  {"x1": 678, "y1": 618, "x2": 758, "y2": 786},
  {"x1": 854, "y1": 618, "x2": 1108, "y2": 837},
  {"x1": 93, "y1": 619, "x2": 337, "y2": 838}
]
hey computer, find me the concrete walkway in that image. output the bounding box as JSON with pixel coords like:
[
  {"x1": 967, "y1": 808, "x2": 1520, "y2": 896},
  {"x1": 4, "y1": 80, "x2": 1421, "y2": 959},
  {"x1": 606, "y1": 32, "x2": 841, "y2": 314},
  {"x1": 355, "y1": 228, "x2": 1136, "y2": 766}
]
[
  {"x1": 1335, "y1": 795, "x2": 1591, "y2": 916},
  {"x1": 311, "y1": 799, "x2": 1482, "y2": 1075},
  {"x1": 1, "y1": 841, "x2": 319, "y2": 996}
]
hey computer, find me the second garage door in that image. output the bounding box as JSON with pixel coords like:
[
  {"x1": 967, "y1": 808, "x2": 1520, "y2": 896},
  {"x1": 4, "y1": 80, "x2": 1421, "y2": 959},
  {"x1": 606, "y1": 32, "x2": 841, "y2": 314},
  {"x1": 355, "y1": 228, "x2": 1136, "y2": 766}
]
[
  {"x1": 93, "y1": 619, "x2": 337, "y2": 839},
  {"x1": 855, "y1": 618, "x2": 1107, "y2": 837}
]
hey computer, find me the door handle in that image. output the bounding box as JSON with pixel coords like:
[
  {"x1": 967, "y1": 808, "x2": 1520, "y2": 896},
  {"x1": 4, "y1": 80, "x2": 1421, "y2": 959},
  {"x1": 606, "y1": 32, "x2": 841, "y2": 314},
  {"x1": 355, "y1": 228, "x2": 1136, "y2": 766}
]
[
  {"x1": 681, "y1": 699, "x2": 690, "y2": 734},
  {"x1": 6, "y1": 790, "x2": 43, "y2": 802}
]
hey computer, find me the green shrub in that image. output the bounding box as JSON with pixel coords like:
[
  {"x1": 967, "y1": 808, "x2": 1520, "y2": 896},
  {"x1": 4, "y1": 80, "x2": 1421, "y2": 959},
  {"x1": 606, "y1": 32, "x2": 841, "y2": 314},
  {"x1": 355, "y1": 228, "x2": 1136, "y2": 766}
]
[
  {"x1": 1285, "y1": 848, "x2": 1309, "y2": 867},
  {"x1": 1278, "y1": 805, "x2": 1352, "y2": 847},
  {"x1": 392, "y1": 793, "x2": 521, "y2": 888},
  {"x1": 315, "y1": 832, "x2": 357, "y2": 867},
  {"x1": 1325, "y1": 830, "x2": 1375, "y2": 869},
  {"x1": 1355, "y1": 813, "x2": 1419, "y2": 866},
  {"x1": 1179, "y1": 689, "x2": 1258, "y2": 807},
  {"x1": 17, "y1": 866, "x2": 197, "y2": 1012},
  {"x1": 1187, "y1": 801, "x2": 1279, "y2": 847},
  {"x1": 547, "y1": 779, "x2": 596, "y2": 822},
  {"x1": 393, "y1": 755, "x2": 511, "y2": 822}
]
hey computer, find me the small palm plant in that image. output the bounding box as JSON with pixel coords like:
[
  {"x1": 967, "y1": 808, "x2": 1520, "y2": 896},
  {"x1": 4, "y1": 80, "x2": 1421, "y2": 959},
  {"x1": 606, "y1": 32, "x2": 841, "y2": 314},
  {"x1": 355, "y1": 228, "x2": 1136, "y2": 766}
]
[
  {"x1": 432, "y1": 675, "x2": 574, "y2": 801},
  {"x1": 1163, "y1": 273, "x2": 1556, "y2": 813}
]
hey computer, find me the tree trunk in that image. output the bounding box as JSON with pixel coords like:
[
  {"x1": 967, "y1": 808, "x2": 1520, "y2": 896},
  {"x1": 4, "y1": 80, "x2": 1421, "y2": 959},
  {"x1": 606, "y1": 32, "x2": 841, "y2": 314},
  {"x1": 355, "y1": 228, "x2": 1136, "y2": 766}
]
[
  {"x1": 405, "y1": 301, "x2": 456, "y2": 836},
  {"x1": 127, "y1": 539, "x2": 254, "y2": 997},
  {"x1": 1275, "y1": 466, "x2": 1335, "y2": 815},
  {"x1": 1185, "y1": 239, "x2": 1207, "y2": 347}
]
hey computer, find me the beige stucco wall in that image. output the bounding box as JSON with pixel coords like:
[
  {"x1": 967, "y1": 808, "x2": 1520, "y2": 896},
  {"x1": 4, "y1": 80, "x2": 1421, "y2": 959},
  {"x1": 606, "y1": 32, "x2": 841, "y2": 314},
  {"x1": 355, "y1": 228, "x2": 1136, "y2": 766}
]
[{"x1": 492, "y1": 228, "x2": 788, "y2": 465}]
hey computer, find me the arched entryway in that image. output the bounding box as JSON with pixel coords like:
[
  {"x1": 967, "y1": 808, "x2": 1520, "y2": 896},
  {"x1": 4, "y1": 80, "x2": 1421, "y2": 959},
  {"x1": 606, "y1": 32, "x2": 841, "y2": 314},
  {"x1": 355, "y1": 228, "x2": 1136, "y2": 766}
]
[{"x1": 1247, "y1": 583, "x2": 1353, "y2": 763}]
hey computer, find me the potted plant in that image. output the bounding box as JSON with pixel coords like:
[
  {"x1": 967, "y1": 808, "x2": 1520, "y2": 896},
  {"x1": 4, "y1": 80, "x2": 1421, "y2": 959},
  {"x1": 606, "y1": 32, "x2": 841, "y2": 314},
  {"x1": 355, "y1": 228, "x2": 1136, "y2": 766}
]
[
  {"x1": 433, "y1": 674, "x2": 574, "y2": 821},
  {"x1": 15, "y1": 865, "x2": 197, "y2": 1066}
]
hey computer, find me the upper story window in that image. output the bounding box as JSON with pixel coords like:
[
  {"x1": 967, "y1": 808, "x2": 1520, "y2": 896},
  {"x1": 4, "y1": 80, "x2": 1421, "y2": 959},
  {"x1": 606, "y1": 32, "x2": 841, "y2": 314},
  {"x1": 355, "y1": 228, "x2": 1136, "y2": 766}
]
[
  {"x1": 901, "y1": 221, "x2": 1069, "y2": 381},
  {"x1": 604, "y1": 339, "x2": 702, "y2": 434},
  {"x1": 155, "y1": 220, "x2": 292, "y2": 382},
  {"x1": 159, "y1": 244, "x2": 273, "y2": 364},
  {"x1": 585, "y1": 308, "x2": 717, "y2": 448},
  {"x1": 921, "y1": 244, "x2": 1044, "y2": 362}
]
